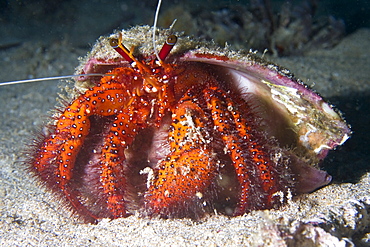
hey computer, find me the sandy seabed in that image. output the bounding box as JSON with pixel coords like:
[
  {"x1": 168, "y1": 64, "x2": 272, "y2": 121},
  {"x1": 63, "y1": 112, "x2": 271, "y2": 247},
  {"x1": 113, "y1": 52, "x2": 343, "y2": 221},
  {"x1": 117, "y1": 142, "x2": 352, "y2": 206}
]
[{"x1": 0, "y1": 28, "x2": 369, "y2": 246}]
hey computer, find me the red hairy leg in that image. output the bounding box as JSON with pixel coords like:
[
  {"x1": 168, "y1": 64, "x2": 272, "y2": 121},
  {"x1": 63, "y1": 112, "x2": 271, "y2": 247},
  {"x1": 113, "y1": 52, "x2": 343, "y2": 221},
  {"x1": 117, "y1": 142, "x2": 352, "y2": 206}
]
[
  {"x1": 31, "y1": 78, "x2": 135, "y2": 223},
  {"x1": 204, "y1": 86, "x2": 280, "y2": 215},
  {"x1": 99, "y1": 102, "x2": 151, "y2": 218},
  {"x1": 144, "y1": 99, "x2": 217, "y2": 217}
]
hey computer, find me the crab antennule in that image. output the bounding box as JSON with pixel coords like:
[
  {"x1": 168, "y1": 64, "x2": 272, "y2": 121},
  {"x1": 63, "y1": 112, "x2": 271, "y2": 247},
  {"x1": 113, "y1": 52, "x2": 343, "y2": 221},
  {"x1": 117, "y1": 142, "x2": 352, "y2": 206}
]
[
  {"x1": 158, "y1": 35, "x2": 177, "y2": 61},
  {"x1": 109, "y1": 37, "x2": 134, "y2": 63}
]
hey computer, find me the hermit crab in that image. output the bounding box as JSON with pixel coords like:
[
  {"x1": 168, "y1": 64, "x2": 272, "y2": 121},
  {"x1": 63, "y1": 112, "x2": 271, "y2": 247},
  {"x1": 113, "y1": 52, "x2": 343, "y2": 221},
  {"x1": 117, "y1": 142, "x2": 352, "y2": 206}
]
[{"x1": 26, "y1": 25, "x2": 350, "y2": 224}]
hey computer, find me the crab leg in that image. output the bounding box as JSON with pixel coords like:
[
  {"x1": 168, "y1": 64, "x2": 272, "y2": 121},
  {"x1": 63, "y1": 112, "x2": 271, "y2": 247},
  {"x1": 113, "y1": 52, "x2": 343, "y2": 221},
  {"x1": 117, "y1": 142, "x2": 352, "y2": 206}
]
[
  {"x1": 144, "y1": 99, "x2": 216, "y2": 217},
  {"x1": 99, "y1": 105, "x2": 150, "y2": 218},
  {"x1": 31, "y1": 81, "x2": 138, "y2": 223},
  {"x1": 204, "y1": 86, "x2": 282, "y2": 215}
]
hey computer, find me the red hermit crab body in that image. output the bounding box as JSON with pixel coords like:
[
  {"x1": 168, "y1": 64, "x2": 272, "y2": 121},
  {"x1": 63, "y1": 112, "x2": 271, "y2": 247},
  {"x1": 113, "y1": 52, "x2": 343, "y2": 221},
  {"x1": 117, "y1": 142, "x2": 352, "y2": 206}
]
[{"x1": 29, "y1": 26, "x2": 350, "y2": 224}]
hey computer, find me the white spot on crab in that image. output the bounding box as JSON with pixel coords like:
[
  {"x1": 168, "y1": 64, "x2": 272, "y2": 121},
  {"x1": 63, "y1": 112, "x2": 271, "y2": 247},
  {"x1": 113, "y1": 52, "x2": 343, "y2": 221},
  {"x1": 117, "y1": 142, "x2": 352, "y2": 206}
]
[
  {"x1": 144, "y1": 85, "x2": 158, "y2": 93},
  {"x1": 164, "y1": 190, "x2": 170, "y2": 197},
  {"x1": 196, "y1": 192, "x2": 203, "y2": 199},
  {"x1": 140, "y1": 167, "x2": 155, "y2": 189},
  {"x1": 271, "y1": 152, "x2": 282, "y2": 163},
  {"x1": 177, "y1": 109, "x2": 209, "y2": 147},
  {"x1": 176, "y1": 163, "x2": 191, "y2": 176},
  {"x1": 149, "y1": 99, "x2": 156, "y2": 119}
]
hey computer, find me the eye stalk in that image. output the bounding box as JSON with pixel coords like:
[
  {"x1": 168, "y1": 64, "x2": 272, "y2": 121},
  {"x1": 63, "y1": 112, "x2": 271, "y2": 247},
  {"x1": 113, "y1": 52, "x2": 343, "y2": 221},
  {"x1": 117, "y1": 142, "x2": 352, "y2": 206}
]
[
  {"x1": 109, "y1": 36, "x2": 134, "y2": 63},
  {"x1": 158, "y1": 34, "x2": 177, "y2": 61},
  {"x1": 109, "y1": 34, "x2": 177, "y2": 63}
]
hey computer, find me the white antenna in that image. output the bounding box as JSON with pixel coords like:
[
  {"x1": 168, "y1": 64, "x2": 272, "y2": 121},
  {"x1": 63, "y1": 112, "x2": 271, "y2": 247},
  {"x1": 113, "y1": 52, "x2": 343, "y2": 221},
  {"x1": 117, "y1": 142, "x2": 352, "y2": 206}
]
[
  {"x1": 0, "y1": 74, "x2": 113, "y2": 87},
  {"x1": 153, "y1": 0, "x2": 163, "y2": 61}
]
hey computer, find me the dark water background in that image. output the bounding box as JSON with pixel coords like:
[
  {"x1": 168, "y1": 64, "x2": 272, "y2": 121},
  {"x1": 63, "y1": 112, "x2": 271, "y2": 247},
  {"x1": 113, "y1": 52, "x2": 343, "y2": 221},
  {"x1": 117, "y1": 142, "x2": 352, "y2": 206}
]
[{"x1": 1, "y1": 0, "x2": 369, "y2": 46}]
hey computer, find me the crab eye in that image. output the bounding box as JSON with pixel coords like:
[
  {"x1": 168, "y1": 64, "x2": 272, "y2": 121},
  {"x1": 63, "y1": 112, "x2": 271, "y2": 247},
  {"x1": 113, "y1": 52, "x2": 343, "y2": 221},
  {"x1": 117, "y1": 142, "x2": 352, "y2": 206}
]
[
  {"x1": 109, "y1": 37, "x2": 134, "y2": 63},
  {"x1": 109, "y1": 38, "x2": 119, "y2": 47},
  {"x1": 158, "y1": 34, "x2": 177, "y2": 61},
  {"x1": 166, "y1": 35, "x2": 177, "y2": 45}
]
